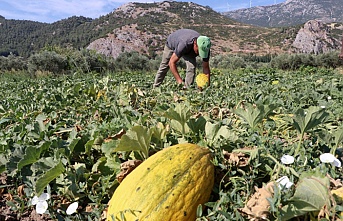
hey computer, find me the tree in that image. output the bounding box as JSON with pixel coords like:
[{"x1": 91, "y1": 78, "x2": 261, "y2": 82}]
[{"x1": 28, "y1": 51, "x2": 68, "y2": 75}]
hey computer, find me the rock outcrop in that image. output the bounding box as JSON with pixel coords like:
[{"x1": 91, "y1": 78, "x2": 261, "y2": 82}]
[
  {"x1": 292, "y1": 20, "x2": 340, "y2": 54},
  {"x1": 87, "y1": 24, "x2": 161, "y2": 58}
]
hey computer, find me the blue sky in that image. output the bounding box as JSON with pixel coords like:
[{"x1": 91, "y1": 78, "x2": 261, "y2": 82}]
[{"x1": 0, "y1": 0, "x2": 286, "y2": 23}]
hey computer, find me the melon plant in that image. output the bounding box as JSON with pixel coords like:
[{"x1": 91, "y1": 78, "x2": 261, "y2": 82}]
[{"x1": 106, "y1": 143, "x2": 214, "y2": 221}]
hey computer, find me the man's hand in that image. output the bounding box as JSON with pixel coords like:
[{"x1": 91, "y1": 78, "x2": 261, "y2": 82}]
[
  {"x1": 202, "y1": 61, "x2": 211, "y2": 86},
  {"x1": 176, "y1": 78, "x2": 184, "y2": 84},
  {"x1": 177, "y1": 82, "x2": 187, "y2": 90}
]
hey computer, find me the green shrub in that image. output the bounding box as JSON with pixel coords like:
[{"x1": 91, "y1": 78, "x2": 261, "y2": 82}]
[
  {"x1": 211, "y1": 55, "x2": 246, "y2": 69},
  {"x1": 315, "y1": 52, "x2": 341, "y2": 68},
  {"x1": 114, "y1": 51, "x2": 151, "y2": 71},
  {"x1": 0, "y1": 54, "x2": 27, "y2": 71},
  {"x1": 69, "y1": 49, "x2": 110, "y2": 73},
  {"x1": 28, "y1": 51, "x2": 68, "y2": 75},
  {"x1": 271, "y1": 52, "x2": 342, "y2": 70}
]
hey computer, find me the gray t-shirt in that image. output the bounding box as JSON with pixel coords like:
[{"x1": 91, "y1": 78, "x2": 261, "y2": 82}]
[{"x1": 166, "y1": 29, "x2": 210, "y2": 61}]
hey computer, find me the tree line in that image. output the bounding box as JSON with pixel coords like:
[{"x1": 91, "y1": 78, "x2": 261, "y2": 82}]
[{"x1": 0, "y1": 46, "x2": 342, "y2": 76}]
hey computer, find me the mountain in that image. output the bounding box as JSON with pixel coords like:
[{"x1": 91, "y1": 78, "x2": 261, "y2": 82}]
[
  {"x1": 0, "y1": 1, "x2": 342, "y2": 58},
  {"x1": 0, "y1": 1, "x2": 290, "y2": 57},
  {"x1": 87, "y1": 1, "x2": 342, "y2": 57},
  {"x1": 0, "y1": 15, "x2": 110, "y2": 57},
  {"x1": 0, "y1": 17, "x2": 48, "y2": 56},
  {"x1": 224, "y1": 0, "x2": 343, "y2": 27},
  {"x1": 86, "y1": 1, "x2": 291, "y2": 58},
  {"x1": 292, "y1": 20, "x2": 341, "y2": 54}
]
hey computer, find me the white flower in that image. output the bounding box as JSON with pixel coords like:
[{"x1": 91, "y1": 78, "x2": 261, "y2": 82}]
[
  {"x1": 281, "y1": 154, "x2": 295, "y2": 165},
  {"x1": 320, "y1": 106, "x2": 325, "y2": 109},
  {"x1": 327, "y1": 96, "x2": 332, "y2": 100},
  {"x1": 320, "y1": 153, "x2": 341, "y2": 167},
  {"x1": 31, "y1": 193, "x2": 50, "y2": 214},
  {"x1": 276, "y1": 176, "x2": 294, "y2": 190},
  {"x1": 332, "y1": 158, "x2": 342, "y2": 167},
  {"x1": 320, "y1": 153, "x2": 335, "y2": 163},
  {"x1": 66, "y1": 202, "x2": 79, "y2": 215},
  {"x1": 35, "y1": 201, "x2": 48, "y2": 214}
]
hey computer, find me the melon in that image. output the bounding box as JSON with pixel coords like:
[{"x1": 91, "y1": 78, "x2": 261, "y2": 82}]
[{"x1": 106, "y1": 143, "x2": 214, "y2": 221}]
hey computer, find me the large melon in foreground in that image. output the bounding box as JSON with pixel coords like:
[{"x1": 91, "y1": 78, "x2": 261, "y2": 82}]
[{"x1": 106, "y1": 143, "x2": 215, "y2": 221}]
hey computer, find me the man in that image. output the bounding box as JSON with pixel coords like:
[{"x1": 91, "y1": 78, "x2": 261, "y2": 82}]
[{"x1": 153, "y1": 29, "x2": 211, "y2": 88}]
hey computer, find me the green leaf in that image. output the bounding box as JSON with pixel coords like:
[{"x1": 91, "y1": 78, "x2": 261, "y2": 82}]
[
  {"x1": 101, "y1": 140, "x2": 119, "y2": 157},
  {"x1": 205, "y1": 122, "x2": 238, "y2": 146},
  {"x1": 205, "y1": 122, "x2": 222, "y2": 145},
  {"x1": 84, "y1": 139, "x2": 94, "y2": 155},
  {"x1": 164, "y1": 103, "x2": 191, "y2": 135},
  {"x1": 151, "y1": 122, "x2": 168, "y2": 146},
  {"x1": 292, "y1": 106, "x2": 329, "y2": 135},
  {"x1": 73, "y1": 82, "x2": 82, "y2": 93},
  {"x1": 67, "y1": 137, "x2": 80, "y2": 156},
  {"x1": 6, "y1": 144, "x2": 25, "y2": 176},
  {"x1": 35, "y1": 161, "x2": 65, "y2": 196},
  {"x1": 170, "y1": 119, "x2": 189, "y2": 135},
  {"x1": 36, "y1": 114, "x2": 47, "y2": 132},
  {"x1": 151, "y1": 122, "x2": 168, "y2": 140},
  {"x1": 17, "y1": 142, "x2": 50, "y2": 171},
  {"x1": 318, "y1": 126, "x2": 343, "y2": 153},
  {"x1": 234, "y1": 103, "x2": 264, "y2": 130},
  {"x1": 288, "y1": 167, "x2": 300, "y2": 178},
  {"x1": 334, "y1": 127, "x2": 343, "y2": 148},
  {"x1": 280, "y1": 173, "x2": 331, "y2": 220},
  {"x1": 187, "y1": 116, "x2": 207, "y2": 134},
  {"x1": 0, "y1": 118, "x2": 11, "y2": 125},
  {"x1": 92, "y1": 157, "x2": 112, "y2": 175},
  {"x1": 234, "y1": 102, "x2": 278, "y2": 130},
  {"x1": 105, "y1": 155, "x2": 121, "y2": 172},
  {"x1": 196, "y1": 204, "x2": 203, "y2": 217},
  {"x1": 114, "y1": 126, "x2": 152, "y2": 159}
]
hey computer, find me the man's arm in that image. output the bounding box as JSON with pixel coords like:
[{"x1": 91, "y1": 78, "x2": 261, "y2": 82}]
[
  {"x1": 169, "y1": 53, "x2": 183, "y2": 84},
  {"x1": 202, "y1": 61, "x2": 211, "y2": 86}
]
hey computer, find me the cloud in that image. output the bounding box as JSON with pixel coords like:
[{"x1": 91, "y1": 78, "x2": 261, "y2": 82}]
[
  {"x1": 213, "y1": 3, "x2": 249, "y2": 12},
  {"x1": 0, "y1": 0, "x2": 164, "y2": 23},
  {"x1": 0, "y1": 0, "x2": 281, "y2": 22}
]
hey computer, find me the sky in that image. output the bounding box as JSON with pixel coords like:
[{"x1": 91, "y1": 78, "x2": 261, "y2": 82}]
[{"x1": 0, "y1": 0, "x2": 286, "y2": 23}]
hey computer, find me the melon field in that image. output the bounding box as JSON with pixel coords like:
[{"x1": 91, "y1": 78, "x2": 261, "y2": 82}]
[{"x1": 1, "y1": 67, "x2": 343, "y2": 220}]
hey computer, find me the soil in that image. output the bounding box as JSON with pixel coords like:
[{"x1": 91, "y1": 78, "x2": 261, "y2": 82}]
[{"x1": 0, "y1": 173, "x2": 52, "y2": 221}]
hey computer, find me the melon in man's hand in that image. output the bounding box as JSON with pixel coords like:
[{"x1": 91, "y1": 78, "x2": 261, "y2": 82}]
[{"x1": 196, "y1": 73, "x2": 209, "y2": 89}]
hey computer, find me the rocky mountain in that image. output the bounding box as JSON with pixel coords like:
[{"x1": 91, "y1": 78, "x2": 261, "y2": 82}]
[
  {"x1": 0, "y1": 1, "x2": 342, "y2": 58},
  {"x1": 292, "y1": 20, "x2": 341, "y2": 54},
  {"x1": 224, "y1": 0, "x2": 343, "y2": 27},
  {"x1": 87, "y1": 1, "x2": 293, "y2": 58},
  {"x1": 87, "y1": 1, "x2": 342, "y2": 57}
]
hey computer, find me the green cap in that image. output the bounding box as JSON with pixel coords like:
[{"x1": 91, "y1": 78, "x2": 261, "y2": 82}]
[{"x1": 197, "y1": 36, "x2": 211, "y2": 59}]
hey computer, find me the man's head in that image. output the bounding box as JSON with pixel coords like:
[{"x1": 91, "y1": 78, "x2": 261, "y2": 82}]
[{"x1": 196, "y1": 36, "x2": 211, "y2": 59}]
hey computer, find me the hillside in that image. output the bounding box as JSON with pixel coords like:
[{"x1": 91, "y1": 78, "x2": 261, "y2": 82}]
[
  {"x1": 0, "y1": 1, "x2": 342, "y2": 58},
  {"x1": 0, "y1": 15, "x2": 107, "y2": 57},
  {"x1": 224, "y1": 0, "x2": 343, "y2": 27},
  {"x1": 0, "y1": 17, "x2": 48, "y2": 56},
  {"x1": 86, "y1": 1, "x2": 293, "y2": 58}
]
